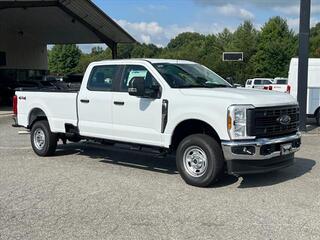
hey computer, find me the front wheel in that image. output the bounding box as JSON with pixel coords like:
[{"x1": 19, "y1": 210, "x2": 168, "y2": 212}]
[
  {"x1": 31, "y1": 120, "x2": 58, "y2": 156},
  {"x1": 176, "y1": 134, "x2": 224, "y2": 187},
  {"x1": 316, "y1": 109, "x2": 320, "y2": 126}
]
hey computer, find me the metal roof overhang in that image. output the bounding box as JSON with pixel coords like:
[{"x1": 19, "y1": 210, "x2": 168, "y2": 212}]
[{"x1": 0, "y1": 0, "x2": 137, "y2": 58}]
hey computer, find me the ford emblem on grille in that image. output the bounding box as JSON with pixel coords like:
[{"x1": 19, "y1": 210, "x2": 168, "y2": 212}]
[{"x1": 277, "y1": 115, "x2": 291, "y2": 125}]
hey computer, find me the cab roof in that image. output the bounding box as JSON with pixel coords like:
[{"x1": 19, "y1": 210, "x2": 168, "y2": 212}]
[{"x1": 92, "y1": 58, "x2": 197, "y2": 65}]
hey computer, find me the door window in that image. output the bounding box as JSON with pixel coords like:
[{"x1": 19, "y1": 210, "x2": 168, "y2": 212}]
[
  {"x1": 120, "y1": 65, "x2": 159, "y2": 92},
  {"x1": 254, "y1": 80, "x2": 262, "y2": 85},
  {"x1": 262, "y1": 80, "x2": 272, "y2": 85},
  {"x1": 87, "y1": 65, "x2": 119, "y2": 91}
]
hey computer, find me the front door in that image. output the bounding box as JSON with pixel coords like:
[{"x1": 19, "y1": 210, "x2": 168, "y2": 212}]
[{"x1": 112, "y1": 64, "x2": 163, "y2": 146}]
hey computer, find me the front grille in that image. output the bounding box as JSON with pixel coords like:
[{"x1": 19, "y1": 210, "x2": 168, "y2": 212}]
[{"x1": 247, "y1": 105, "x2": 299, "y2": 138}]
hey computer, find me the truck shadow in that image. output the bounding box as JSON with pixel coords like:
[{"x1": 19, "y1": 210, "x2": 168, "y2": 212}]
[
  {"x1": 55, "y1": 143, "x2": 316, "y2": 188},
  {"x1": 56, "y1": 142, "x2": 178, "y2": 175},
  {"x1": 237, "y1": 157, "x2": 316, "y2": 188}
]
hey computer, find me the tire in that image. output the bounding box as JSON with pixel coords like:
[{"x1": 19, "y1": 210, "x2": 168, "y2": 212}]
[
  {"x1": 176, "y1": 134, "x2": 224, "y2": 187},
  {"x1": 30, "y1": 120, "x2": 58, "y2": 156},
  {"x1": 316, "y1": 109, "x2": 320, "y2": 126}
]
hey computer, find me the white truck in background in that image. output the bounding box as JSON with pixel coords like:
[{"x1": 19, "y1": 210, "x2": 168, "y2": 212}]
[
  {"x1": 13, "y1": 59, "x2": 301, "y2": 187},
  {"x1": 245, "y1": 78, "x2": 273, "y2": 89},
  {"x1": 267, "y1": 78, "x2": 291, "y2": 94},
  {"x1": 288, "y1": 58, "x2": 320, "y2": 125}
]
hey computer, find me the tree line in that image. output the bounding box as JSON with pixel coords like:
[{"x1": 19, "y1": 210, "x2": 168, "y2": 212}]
[{"x1": 48, "y1": 16, "x2": 320, "y2": 85}]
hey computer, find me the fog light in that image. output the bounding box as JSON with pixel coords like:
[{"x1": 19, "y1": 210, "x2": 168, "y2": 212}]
[{"x1": 231, "y1": 146, "x2": 255, "y2": 155}]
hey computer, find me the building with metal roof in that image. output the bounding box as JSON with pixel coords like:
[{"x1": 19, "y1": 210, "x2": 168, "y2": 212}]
[
  {"x1": 0, "y1": 0, "x2": 136, "y2": 59},
  {"x1": 0, "y1": 0, "x2": 136, "y2": 106}
]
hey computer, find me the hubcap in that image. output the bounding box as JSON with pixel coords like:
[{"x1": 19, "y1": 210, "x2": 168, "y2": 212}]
[
  {"x1": 33, "y1": 128, "x2": 46, "y2": 150},
  {"x1": 183, "y1": 146, "x2": 208, "y2": 177}
]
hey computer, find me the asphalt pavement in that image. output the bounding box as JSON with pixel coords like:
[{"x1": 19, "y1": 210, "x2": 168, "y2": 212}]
[{"x1": 0, "y1": 115, "x2": 319, "y2": 240}]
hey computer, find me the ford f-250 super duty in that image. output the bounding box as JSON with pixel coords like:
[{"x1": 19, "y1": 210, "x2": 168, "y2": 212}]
[{"x1": 13, "y1": 59, "x2": 301, "y2": 187}]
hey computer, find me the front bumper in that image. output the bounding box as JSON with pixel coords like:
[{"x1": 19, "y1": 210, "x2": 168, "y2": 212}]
[{"x1": 221, "y1": 132, "x2": 301, "y2": 175}]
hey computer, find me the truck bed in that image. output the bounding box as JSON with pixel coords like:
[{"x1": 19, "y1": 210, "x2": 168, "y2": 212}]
[{"x1": 16, "y1": 90, "x2": 78, "y2": 133}]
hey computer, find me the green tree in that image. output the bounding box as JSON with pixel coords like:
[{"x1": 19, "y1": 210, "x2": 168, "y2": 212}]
[
  {"x1": 160, "y1": 32, "x2": 206, "y2": 62},
  {"x1": 75, "y1": 46, "x2": 111, "y2": 73},
  {"x1": 225, "y1": 21, "x2": 258, "y2": 84},
  {"x1": 48, "y1": 44, "x2": 82, "y2": 75},
  {"x1": 216, "y1": 28, "x2": 233, "y2": 50},
  {"x1": 166, "y1": 32, "x2": 205, "y2": 50},
  {"x1": 208, "y1": 29, "x2": 235, "y2": 80},
  {"x1": 253, "y1": 17, "x2": 297, "y2": 78},
  {"x1": 131, "y1": 43, "x2": 161, "y2": 58},
  {"x1": 310, "y1": 23, "x2": 320, "y2": 57}
]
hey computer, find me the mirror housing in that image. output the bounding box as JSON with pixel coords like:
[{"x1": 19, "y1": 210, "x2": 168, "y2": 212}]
[
  {"x1": 128, "y1": 77, "x2": 160, "y2": 98},
  {"x1": 226, "y1": 76, "x2": 234, "y2": 85},
  {"x1": 128, "y1": 77, "x2": 145, "y2": 97}
]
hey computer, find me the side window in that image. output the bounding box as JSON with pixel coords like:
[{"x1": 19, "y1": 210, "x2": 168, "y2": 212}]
[
  {"x1": 247, "y1": 80, "x2": 252, "y2": 85},
  {"x1": 120, "y1": 65, "x2": 159, "y2": 92},
  {"x1": 262, "y1": 80, "x2": 268, "y2": 85},
  {"x1": 87, "y1": 65, "x2": 119, "y2": 91},
  {"x1": 254, "y1": 80, "x2": 262, "y2": 85}
]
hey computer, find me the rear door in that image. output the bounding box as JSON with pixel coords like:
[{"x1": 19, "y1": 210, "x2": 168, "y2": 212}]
[
  {"x1": 78, "y1": 64, "x2": 121, "y2": 139},
  {"x1": 112, "y1": 64, "x2": 163, "y2": 146},
  {"x1": 253, "y1": 79, "x2": 264, "y2": 89}
]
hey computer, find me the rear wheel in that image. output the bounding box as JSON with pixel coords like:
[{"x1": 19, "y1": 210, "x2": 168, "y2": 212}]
[
  {"x1": 176, "y1": 134, "x2": 224, "y2": 187},
  {"x1": 31, "y1": 120, "x2": 57, "y2": 156}
]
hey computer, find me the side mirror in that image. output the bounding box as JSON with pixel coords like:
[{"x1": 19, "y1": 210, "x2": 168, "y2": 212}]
[
  {"x1": 226, "y1": 76, "x2": 234, "y2": 85},
  {"x1": 128, "y1": 77, "x2": 145, "y2": 97}
]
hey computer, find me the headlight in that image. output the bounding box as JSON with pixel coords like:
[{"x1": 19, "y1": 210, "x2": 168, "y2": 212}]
[{"x1": 227, "y1": 105, "x2": 254, "y2": 140}]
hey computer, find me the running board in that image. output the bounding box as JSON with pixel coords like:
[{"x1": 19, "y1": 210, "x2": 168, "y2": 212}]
[{"x1": 18, "y1": 130, "x2": 30, "y2": 135}]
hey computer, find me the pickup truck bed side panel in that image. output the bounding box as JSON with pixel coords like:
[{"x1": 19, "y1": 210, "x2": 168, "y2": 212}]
[{"x1": 16, "y1": 91, "x2": 78, "y2": 132}]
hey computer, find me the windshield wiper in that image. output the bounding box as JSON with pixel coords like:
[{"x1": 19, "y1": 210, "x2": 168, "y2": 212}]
[
  {"x1": 178, "y1": 85, "x2": 209, "y2": 88},
  {"x1": 206, "y1": 83, "x2": 230, "y2": 88},
  {"x1": 178, "y1": 84, "x2": 229, "y2": 89}
]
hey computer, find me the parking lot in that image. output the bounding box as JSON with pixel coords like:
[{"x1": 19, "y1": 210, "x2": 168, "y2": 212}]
[{"x1": 0, "y1": 115, "x2": 320, "y2": 240}]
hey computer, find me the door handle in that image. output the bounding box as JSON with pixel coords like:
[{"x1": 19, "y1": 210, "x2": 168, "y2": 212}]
[
  {"x1": 113, "y1": 101, "x2": 124, "y2": 106},
  {"x1": 80, "y1": 99, "x2": 90, "y2": 103}
]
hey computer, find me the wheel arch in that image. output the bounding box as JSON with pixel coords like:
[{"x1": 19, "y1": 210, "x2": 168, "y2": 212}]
[
  {"x1": 170, "y1": 119, "x2": 221, "y2": 150},
  {"x1": 28, "y1": 108, "x2": 48, "y2": 129},
  {"x1": 314, "y1": 106, "x2": 320, "y2": 117}
]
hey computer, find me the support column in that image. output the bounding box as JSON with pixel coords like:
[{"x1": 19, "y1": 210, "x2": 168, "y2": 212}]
[
  {"x1": 111, "y1": 42, "x2": 118, "y2": 59},
  {"x1": 297, "y1": 0, "x2": 311, "y2": 131}
]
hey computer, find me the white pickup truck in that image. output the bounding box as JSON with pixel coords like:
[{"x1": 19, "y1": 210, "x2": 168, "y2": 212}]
[
  {"x1": 13, "y1": 59, "x2": 301, "y2": 187},
  {"x1": 264, "y1": 78, "x2": 291, "y2": 94}
]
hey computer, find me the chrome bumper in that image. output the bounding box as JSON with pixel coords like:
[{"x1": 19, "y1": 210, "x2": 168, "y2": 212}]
[{"x1": 222, "y1": 132, "x2": 301, "y2": 161}]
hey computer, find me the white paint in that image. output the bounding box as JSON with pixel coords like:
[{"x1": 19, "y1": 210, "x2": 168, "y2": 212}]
[
  {"x1": 16, "y1": 59, "x2": 298, "y2": 148},
  {"x1": 289, "y1": 58, "x2": 320, "y2": 115},
  {"x1": 245, "y1": 78, "x2": 274, "y2": 89}
]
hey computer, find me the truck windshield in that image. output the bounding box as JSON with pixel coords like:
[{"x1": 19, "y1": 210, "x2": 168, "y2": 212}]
[{"x1": 153, "y1": 63, "x2": 231, "y2": 88}]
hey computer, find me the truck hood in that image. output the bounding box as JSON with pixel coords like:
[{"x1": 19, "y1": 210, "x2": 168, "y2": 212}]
[{"x1": 179, "y1": 87, "x2": 297, "y2": 107}]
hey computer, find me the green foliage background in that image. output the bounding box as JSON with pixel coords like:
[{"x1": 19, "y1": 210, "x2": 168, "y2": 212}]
[{"x1": 48, "y1": 17, "x2": 320, "y2": 85}]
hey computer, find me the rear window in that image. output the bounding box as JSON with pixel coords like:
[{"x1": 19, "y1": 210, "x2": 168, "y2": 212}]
[
  {"x1": 276, "y1": 79, "x2": 288, "y2": 84},
  {"x1": 87, "y1": 65, "x2": 119, "y2": 91}
]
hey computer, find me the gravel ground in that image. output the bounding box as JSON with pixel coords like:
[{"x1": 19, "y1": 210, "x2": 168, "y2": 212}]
[{"x1": 0, "y1": 116, "x2": 319, "y2": 240}]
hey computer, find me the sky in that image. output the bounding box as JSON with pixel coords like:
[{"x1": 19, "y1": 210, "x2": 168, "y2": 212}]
[{"x1": 78, "y1": 0, "x2": 320, "y2": 52}]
